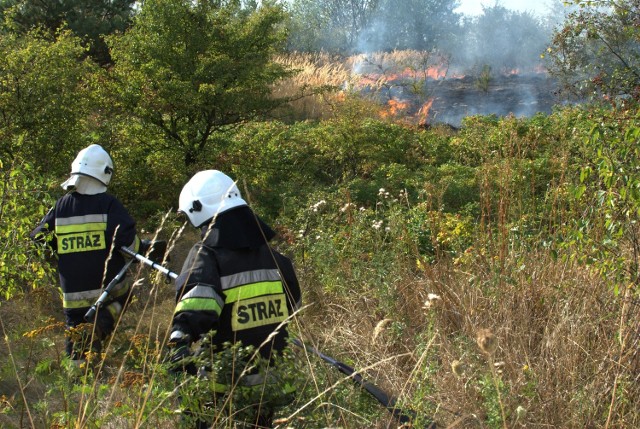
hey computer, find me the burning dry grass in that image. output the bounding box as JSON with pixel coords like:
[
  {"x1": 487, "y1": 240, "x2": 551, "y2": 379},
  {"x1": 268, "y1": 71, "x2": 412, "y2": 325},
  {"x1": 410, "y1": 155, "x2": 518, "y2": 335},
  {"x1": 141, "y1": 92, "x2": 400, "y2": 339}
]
[{"x1": 272, "y1": 50, "x2": 454, "y2": 125}]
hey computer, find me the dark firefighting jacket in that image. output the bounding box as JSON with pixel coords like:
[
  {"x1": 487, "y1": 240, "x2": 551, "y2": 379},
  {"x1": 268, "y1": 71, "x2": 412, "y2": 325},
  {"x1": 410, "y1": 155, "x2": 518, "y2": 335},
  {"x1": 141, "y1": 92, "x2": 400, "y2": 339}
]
[
  {"x1": 171, "y1": 206, "x2": 302, "y2": 360},
  {"x1": 30, "y1": 191, "x2": 139, "y2": 310}
]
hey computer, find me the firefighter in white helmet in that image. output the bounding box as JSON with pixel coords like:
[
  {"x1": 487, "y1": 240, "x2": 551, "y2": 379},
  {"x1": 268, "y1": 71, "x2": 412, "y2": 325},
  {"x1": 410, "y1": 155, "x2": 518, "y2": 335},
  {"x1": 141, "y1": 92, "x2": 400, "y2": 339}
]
[
  {"x1": 30, "y1": 144, "x2": 141, "y2": 365},
  {"x1": 168, "y1": 170, "x2": 302, "y2": 428}
]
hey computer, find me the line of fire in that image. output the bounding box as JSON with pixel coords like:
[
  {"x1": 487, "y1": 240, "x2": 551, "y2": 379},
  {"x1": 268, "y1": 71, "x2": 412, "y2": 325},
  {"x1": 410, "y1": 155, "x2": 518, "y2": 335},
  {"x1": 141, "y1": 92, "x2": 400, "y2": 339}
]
[{"x1": 341, "y1": 51, "x2": 573, "y2": 129}]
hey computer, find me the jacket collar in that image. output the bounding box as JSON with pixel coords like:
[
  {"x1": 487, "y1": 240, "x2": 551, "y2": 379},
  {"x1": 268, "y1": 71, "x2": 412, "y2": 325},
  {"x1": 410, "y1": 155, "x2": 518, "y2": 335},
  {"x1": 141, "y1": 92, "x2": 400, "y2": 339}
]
[{"x1": 200, "y1": 206, "x2": 275, "y2": 249}]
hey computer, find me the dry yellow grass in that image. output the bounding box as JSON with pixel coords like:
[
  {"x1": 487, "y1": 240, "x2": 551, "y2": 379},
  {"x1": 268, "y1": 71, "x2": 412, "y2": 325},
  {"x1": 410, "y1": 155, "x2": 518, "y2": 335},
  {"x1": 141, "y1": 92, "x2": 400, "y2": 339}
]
[{"x1": 298, "y1": 247, "x2": 640, "y2": 427}]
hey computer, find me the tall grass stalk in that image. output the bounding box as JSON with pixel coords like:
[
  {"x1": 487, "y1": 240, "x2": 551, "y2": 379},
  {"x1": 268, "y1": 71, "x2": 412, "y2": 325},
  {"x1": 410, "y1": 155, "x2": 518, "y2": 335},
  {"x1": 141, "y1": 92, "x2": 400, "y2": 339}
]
[{"x1": 0, "y1": 313, "x2": 35, "y2": 428}]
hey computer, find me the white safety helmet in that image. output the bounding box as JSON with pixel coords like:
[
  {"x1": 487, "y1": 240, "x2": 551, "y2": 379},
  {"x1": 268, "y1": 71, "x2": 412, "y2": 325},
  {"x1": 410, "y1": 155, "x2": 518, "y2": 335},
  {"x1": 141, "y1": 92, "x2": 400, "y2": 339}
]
[
  {"x1": 61, "y1": 144, "x2": 114, "y2": 190},
  {"x1": 178, "y1": 170, "x2": 248, "y2": 227}
]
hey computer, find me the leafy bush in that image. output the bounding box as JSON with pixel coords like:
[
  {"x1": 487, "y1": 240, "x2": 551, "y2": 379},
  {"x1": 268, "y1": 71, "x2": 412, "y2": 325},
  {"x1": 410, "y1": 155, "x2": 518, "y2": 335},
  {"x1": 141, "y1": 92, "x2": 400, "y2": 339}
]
[{"x1": 0, "y1": 157, "x2": 56, "y2": 299}]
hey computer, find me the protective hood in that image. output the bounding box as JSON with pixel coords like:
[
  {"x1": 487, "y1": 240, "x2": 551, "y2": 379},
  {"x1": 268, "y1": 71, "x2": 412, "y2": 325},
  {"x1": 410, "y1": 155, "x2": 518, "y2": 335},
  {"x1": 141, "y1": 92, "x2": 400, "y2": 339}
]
[
  {"x1": 201, "y1": 206, "x2": 275, "y2": 250},
  {"x1": 61, "y1": 175, "x2": 107, "y2": 195}
]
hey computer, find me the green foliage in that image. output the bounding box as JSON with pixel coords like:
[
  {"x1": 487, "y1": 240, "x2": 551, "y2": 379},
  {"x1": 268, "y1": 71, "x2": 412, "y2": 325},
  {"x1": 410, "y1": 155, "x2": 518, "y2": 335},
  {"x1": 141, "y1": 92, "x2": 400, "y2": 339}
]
[
  {"x1": 546, "y1": 0, "x2": 640, "y2": 102},
  {"x1": 3, "y1": 105, "x2": 640, "y2": 428},
  {"x1": 562, "y1": 108, "x2": 640, "y2": 293},
  {"x1": 225, "y1": 118, "x2": 455, "y2": 221},
  {"x1": 478, "y1": 372, "x2": 507, "y2": 428},
  {"x1": 173, "y1": 340, "x2": 301, "y2": 427},
  {"x1": 286, "y1": 0, "x2": 461, "y2": 53},
  {"x1": 476, "y1": 64, "x2": 492, "y2": 92},
  {"x1": 366, "y1": 0, "x2": 461, "y2": 52},
  {"x1": 286, "y1": 0, "x2": 380, "y2": 53},
  {"x1": 0, "y1": 157, "x2": 56, "y2": 299},
  {"x1": 407, "y1": 203, "x2": 475, "y2": 261},
  {"x1": 463, "y1": 5, "x2": 550, "y2": 72},
  {"x1": 0, "y1": 0, "x2": 136, "y2": 65},
  {"x1": 107, "y1": 0, "x2": 294, "y2": 170},
  {"x1": 0, "y1": 28, "x2": 100, "y2": 175}
]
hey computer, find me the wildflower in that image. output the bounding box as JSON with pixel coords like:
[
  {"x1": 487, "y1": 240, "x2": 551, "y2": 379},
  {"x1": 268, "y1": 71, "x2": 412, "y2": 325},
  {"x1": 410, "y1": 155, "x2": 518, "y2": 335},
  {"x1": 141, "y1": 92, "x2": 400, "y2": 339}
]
[
  {"x1": 476, "y1": 328, "x2": 497, "y2": 355},
  {"x1": 311, "y1": 200, "x2": 326, "y2": 212},
  {"x1": 423, "y1": 293, "x2": 441, "y2": 310},
  {"x1": 340, "y1": 203, "x2": 355, "y2": 212},
  {"x1": 372, "y1": 220, "x2": 383, "y2": 230}
]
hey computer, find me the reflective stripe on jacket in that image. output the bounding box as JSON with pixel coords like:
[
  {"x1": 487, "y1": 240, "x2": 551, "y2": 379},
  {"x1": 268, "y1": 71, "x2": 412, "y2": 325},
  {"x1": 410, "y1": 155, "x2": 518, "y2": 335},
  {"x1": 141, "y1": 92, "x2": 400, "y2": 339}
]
[
  {"x1": 172, "y1": 239, "x2": 301, "y2": 358},
  {"x1": 30, "y1": 191, "x2": 139, "y2": 309}
]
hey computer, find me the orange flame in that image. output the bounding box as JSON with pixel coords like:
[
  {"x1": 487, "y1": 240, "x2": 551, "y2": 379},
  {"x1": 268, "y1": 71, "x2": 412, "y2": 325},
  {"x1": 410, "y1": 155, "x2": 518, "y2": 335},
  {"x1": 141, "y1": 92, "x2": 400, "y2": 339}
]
[
  {"x1": 417, "y1": 99, "x2": 434, "y2": 125},
  {"x1": 356, "y1": 64, "x2": 449, "y2": 88},
  {"x1": 380, "y1": 99, "x2": 409, "y2": 118},
  {"x1": 426, "y1": 65, "x2": 447, "y2": 80}
]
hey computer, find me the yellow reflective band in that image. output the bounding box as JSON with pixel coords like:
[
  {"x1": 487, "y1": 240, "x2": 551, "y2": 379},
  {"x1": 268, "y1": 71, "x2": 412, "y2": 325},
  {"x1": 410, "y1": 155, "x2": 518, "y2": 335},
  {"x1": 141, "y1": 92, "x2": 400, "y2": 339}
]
[
  {"x1": 221, "y1": 269, "x2": 281, "y2": 290},
  {"x1": 62, "y1": 282, "x2": 129, "y2": 309},
  {"x1": 63, "y1": 298, "x2": 94, "y2": 309},
  {"x1": 55, "y1": 222, "x2": 107, "y2": 234},
  {"x1": 174, "y1": 297, "x2": 223, "y2": 315},
  {"x1": 232, "y1": 293, "x2": 289, "y2": 331},
  {"x1": 109, "y1": 282, "x2": 130, "y2": 299},
  {"x1": 57, "y1": 231, "x2": 106, "y2": 254},
  {"x1": 224, "y1": 281, "x2": 284, "y2": 303},
  {"x1": 56, "y1": 214, "x2": 107, "y2": 225}
]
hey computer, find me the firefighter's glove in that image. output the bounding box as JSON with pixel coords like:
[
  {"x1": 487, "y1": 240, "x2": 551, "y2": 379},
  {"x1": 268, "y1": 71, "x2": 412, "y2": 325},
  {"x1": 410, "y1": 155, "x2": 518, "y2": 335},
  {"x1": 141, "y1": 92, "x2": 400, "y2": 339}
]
[
  {"x1": 167, "y1": 331, "x2": 196, "y2": 375},
  {"x1": 131, "y1": 239, "x2": 150, "y2": 264},
  {"x1": 139, "y1": 239, "x2": 168, "y2": 262}
]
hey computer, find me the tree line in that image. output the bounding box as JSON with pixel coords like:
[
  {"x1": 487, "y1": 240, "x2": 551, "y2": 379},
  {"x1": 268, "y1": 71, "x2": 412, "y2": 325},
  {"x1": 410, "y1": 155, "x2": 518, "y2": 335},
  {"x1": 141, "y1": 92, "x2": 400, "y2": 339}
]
[{"x1": 0, "y1": 0, "x2": 637, "y2": 205}]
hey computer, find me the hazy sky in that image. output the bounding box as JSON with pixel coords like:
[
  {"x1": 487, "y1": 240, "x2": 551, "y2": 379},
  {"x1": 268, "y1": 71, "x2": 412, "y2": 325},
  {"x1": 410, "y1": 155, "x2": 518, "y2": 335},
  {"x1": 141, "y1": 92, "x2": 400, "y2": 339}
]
[{"x1": 455, "y1": 0, "x2": 553, "y2": 16}]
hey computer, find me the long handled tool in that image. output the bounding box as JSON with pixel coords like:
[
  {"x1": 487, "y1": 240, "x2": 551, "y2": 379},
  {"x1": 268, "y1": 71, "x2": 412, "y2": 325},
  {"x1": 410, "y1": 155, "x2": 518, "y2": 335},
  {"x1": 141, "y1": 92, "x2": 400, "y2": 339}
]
[
  {"x1": 84, "y1": 257, "x2": 135, "y2": 322},
  {"x1": 292, "y1": 338, "x2": 436, "y2": 428},
  {"x1": 84, "y1": 241, "x2": 171, "y2": 322},
  {"x1": 122, "y1": 252, "x2": 436, "y2": 427},
  {"x1": 120, "y1": 244, "x2": 177, "y2": 281}
]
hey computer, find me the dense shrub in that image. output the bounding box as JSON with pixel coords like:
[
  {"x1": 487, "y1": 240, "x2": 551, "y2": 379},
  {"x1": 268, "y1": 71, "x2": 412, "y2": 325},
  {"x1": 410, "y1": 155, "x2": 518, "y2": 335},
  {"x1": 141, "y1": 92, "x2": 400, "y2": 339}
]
[{"x1": 0, "y1": 157, "x2": 56, "y2": 299}]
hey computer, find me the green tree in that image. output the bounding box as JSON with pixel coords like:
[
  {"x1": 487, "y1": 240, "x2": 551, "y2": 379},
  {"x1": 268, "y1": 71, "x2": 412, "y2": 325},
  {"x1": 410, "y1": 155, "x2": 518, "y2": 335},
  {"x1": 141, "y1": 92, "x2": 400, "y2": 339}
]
[
  {"x1": 460, "y1": 5, "x2": 549, "y2": 73},
  {"x1": 287, "y1": 0, "x2": 380, "y2": 53},
  {"x1": 546, "y1": 0, "x2": 640, "y2": 101},
  {"x1": 0, "y1": 29, "x2": 101, "y2": 175},
  {"x1": 287, "y1": 0, "x2": 460, "y2": 53},
  {"x1": 107, "y1": 0, "x2": 293, "y2": 170},
  {"x1": 0, "y1": 0, "x2": 136, "y2": 65},
  {"x1": 363, "y1": 0, "x2": 461, "y2": 52}
]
